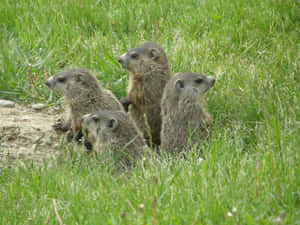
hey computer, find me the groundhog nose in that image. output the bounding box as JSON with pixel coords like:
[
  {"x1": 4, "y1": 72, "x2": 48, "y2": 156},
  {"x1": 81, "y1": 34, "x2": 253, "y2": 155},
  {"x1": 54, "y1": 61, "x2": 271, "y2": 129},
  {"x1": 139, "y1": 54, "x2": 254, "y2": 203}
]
[
  {"x1": 207, "y1": 76, "x2": 215, "y2": 87},
  {"x1": 118, "y1": 58, "x2": 128, "y2": 69},
  {"x1": 45, "y1": 80, "x2": 50, "y2": 87}
]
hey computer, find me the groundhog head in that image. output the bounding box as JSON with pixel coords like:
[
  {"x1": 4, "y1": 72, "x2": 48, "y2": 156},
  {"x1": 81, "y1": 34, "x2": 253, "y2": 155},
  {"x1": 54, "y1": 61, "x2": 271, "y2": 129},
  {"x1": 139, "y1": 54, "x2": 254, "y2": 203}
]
[
  {"x1": 170, "y1": 73, "x2": 215, "y2": 99},
  {"x1": 45, "y1": 68, "x2": 99, "y2": 98},
  {"x1": 118, "y1": 42, "x2": 168, "y2": 75},
  {"x1": 82, "y1": 111, "x2": 119, "y2": 144}
]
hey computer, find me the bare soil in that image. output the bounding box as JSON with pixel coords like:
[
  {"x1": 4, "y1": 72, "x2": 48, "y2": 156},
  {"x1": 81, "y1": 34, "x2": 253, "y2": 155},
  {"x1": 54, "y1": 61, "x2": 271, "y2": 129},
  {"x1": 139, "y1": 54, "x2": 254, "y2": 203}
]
[{"x1": 0, "y1": 104, "x2": 65, "y2": 166}]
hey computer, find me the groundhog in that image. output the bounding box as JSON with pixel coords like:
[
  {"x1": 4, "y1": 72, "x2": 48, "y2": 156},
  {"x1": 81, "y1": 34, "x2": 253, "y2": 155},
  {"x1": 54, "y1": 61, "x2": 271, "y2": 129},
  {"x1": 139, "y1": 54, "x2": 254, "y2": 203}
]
[
  {"x1": 118, "y1": 42, "x2": 171, "y2": 146},
  {"x1": 82, "y1": 110, "x2": 148, "y2": 166},
  {"x1": 160, "y1": 72, "x2": 215, "y2": 153},
  {"x1": 45, "y1": 68, "x2": 123, "y2": 142}
]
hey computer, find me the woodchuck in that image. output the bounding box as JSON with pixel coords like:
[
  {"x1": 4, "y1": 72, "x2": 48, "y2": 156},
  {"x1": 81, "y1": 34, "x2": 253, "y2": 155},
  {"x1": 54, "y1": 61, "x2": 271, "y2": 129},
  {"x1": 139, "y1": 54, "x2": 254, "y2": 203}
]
[
  {"x1": 45, "y1": 68, "x2": 123, "y2": 142},
  {"x1": 160, "y1": 72, "x2": 215, "y2": 153},
  {"x1": 118, "y1": 42, "x2": 171, "y2": 146},
  {"x1": 82, "y1": 110, "x2": 148, "y2": 166}
]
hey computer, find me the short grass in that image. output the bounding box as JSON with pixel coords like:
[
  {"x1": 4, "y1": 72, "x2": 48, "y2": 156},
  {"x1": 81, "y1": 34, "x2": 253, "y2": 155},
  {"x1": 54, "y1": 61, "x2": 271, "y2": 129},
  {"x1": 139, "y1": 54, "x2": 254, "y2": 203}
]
[{"x1": 0, "y1": 0, "x2": 299, "y2": 224}]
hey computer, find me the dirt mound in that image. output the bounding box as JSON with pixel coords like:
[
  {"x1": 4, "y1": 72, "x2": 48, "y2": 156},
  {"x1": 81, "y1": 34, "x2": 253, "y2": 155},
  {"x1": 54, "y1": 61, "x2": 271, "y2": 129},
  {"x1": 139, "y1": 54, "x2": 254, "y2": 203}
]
[{"x1": 0, "y1": 103, "x2": 65, "y2": 166}]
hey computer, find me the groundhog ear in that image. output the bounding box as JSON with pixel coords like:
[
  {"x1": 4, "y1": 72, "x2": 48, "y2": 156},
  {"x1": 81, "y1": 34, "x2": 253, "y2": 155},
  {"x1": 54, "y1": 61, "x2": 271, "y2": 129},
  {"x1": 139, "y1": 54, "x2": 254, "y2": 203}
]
[
  {"x1": 150, "y1": 48, "x2": 159, "y2": 60},
  {"x1": 107, "y1": 118, "x2": 118, "y2": 130},
  {"x1": 175, "y1": 79, "x2": 184, "y2": 89},
  {"x1": 76, "y1": 74, "x2": 84, "y2": 82}
]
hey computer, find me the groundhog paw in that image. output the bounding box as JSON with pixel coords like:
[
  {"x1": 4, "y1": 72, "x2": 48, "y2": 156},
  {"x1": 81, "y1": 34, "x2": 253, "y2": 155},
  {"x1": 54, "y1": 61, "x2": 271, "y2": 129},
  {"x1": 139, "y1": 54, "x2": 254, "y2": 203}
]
[
  {"x1": 53, "y1": 119, "x2": 71, "y2": 132},
  {"x1": 120, "y1": 97, "x2": 132, "y2": 112}
]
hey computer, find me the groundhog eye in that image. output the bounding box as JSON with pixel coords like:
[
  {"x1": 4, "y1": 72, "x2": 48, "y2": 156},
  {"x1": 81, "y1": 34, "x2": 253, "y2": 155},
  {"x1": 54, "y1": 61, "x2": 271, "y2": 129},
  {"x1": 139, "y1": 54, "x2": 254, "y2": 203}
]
[
  {"x1": 131, "y1": 53, "x2": 138, "y2": 59},
  {"x1": 195, "y1": 78, "x2": 203, "y2": 84},
  {"x1": 57, "y1": 77, "x2": 66, "y2": 83}
]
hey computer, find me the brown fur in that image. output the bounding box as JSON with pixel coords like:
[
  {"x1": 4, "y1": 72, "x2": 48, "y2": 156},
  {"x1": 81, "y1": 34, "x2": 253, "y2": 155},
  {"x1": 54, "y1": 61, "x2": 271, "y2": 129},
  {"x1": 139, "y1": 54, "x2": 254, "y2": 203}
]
[
  {"x1": 45, "y1": 68, "x2": 123, "y2": 139},
  {"x1": 83, "y1": 110, "x2": 148, "y2": 166},
  {"x1": 118, "y1": 43, "x2": 171, "y2": 146},
  {"x1": 160, "y1": 73, "x2": 215, "y2": 153}
]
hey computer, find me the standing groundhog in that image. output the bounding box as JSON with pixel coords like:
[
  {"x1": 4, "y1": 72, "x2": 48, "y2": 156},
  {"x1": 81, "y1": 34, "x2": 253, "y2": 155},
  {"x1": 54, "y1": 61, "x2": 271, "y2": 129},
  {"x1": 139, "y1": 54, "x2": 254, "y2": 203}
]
[
  {"x1": 45, "y1": 68, "x2": 123, "y2": 141},
  {"x1": 118, "y1": 42, "x2": 171, "y2": 146},
  {"x1": 160, "y1": 73, "x2": 215, "y2": 153},
  {"x1": 83, "y1": 110, "x2": 148, "y2": 166}
]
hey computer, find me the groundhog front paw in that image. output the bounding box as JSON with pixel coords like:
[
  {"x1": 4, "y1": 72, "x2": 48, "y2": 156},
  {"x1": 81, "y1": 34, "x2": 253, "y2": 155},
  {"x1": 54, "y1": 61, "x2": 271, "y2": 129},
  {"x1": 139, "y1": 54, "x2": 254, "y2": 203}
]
[
  {"x1": 66, "y1": 131, "x2": 74, "y2": 143},
  {"x1": 53, "y1": 119, "x2": 71, "y2": 132},
  {"x1": 120, "y1": 97, "x2": 132, "y2": 112},
  {"x1": 66, "y1": 130, "x2": 84, "y2": 144}
]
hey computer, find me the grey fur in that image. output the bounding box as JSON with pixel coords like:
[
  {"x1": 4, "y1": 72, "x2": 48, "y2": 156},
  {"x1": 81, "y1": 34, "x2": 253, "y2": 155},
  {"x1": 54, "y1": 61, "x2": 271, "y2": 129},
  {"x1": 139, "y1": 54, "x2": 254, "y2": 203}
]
[
  {"x1": 83, "y1": 110, "x2": 148, "y2": 166},
  {"x1": 45, "y1": 68, "x2": 123, "y2": 137},
  {"x1": 160, "y1": 72, "x2": 215, "y2": 153},
  {"x1": 118, "y1": 43, "x2": 171, "y2": 146}
]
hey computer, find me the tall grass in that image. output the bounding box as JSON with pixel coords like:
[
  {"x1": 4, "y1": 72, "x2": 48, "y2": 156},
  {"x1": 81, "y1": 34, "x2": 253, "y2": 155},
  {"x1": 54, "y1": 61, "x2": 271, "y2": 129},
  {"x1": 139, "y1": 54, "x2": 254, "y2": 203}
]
[{"x1": 0, "y1": 0, "x2": 299, "y2": 224}]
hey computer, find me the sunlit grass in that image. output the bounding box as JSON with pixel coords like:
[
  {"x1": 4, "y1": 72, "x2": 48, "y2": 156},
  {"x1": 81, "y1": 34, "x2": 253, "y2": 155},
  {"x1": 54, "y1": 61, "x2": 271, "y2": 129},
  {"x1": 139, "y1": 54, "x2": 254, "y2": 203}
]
[{"x1": 0, "y1": 0, "x2": 299, "y2": 224}]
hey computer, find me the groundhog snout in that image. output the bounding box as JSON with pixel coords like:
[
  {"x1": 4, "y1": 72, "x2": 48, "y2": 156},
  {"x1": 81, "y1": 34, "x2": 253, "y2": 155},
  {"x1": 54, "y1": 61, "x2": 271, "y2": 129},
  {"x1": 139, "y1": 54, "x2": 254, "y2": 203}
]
[
  {"x1": 118, "y1": 58, "x2": 127, "y2": 69},
  {"x1": 45, "y1": 78, "x2": 53, "y2": 88},
  {"x1": 118, "y1": 54, "x2": 128, "y2": 69},
  {"x1": 45, "y1": 76, "x2": 56, "y2": 89},
  {"x1": 207, "y1": 76, "x2": 216, "y2": 87}
]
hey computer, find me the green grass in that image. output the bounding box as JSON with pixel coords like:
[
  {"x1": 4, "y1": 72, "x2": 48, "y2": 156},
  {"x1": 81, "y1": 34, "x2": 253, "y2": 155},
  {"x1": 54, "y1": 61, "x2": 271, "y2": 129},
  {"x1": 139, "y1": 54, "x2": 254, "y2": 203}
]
[{"x1": 0, "y1": 0, "x2": 299, "y2": 224}]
